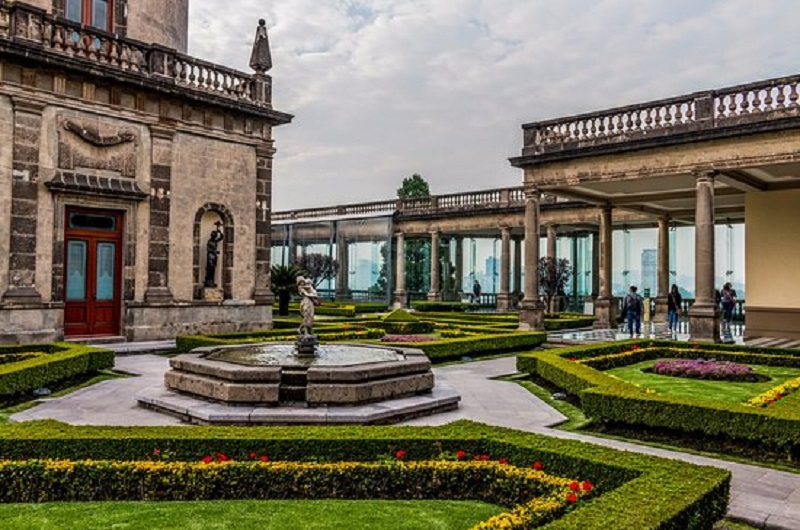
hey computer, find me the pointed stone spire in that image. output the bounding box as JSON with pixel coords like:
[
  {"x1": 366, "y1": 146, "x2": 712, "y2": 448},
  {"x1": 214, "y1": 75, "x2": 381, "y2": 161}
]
[{"x1": 249, "y1": 19, "x2": 272, "y2": 74}]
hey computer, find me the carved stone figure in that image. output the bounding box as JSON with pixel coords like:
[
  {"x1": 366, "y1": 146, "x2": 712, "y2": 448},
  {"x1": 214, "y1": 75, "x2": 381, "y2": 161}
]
[
  {"x1": 296, "y1": 276, "x2": 318, "y2": 336},
  {"x1": 204, "y1": 221, "x2": 224, "y2": 288},
  {"x1": 249, "y1": 19, "x2": 272, "y2": 73}
]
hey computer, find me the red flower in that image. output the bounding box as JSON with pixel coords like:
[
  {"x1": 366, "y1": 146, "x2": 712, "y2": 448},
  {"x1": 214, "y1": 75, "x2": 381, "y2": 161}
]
[
  {"x1": 569, "y1": 481, "x2": 580, "y2": 491},
  {"x1": 259, "y1": 455, "x2": 269, "y2": 462},
  {"x1": 395, "y1": 450, "x2": 406, "y2": 459},
  {"x1": 201, "y1": 455, "x2": 213, "y2": 464},
  {"x1": 533, "y1": 462, "x2": 543, "y2": 470},
  {"x1": 153, "y1": 448, "x2": 160, "y2": 456},
  {"x1": 217, "y1": 453, "x2": 230, "y2": 462},
  {"x1": 776, "y1": 394, "x2": 783, "y2": 400},
  {"x1": 566, "y1": 493, "x2": 578, "y2": 503},
  {"x1": 581, "y1": 481, "x2": 593, "y2": 492},
  {"x1": 474, "y1": 454, "x2": 490, "y2": 461},
  {"x1": 498, "y1": 458, "x2": 509, "y2": 465},
  {"x1": 249, "y1": 452, "x2": 257, "y2": 459},
  {"x1": 456, "y1": 450, "x2": 467, "y2": 460}
]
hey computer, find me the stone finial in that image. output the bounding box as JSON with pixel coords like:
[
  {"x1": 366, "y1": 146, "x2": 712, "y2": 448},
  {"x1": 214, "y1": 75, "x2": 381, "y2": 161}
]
[{"x1": 249, "y1": 18, "x2": 272, "y2": 74}]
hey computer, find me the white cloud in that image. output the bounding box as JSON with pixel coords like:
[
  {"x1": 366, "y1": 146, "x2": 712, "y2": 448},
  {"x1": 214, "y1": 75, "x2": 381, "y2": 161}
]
[{"x1": 189, "y1": 0, "x2": 800, "y2": 210}]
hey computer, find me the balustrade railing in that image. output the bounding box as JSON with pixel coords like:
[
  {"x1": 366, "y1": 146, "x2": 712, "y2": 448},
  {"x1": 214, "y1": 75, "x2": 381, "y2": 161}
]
[
  {"x1": 522, "y1": 73, "x2": 800, "y2": 155},
  {"x1": 0, "y1": 1, "x2": 270, "y2": 107}
]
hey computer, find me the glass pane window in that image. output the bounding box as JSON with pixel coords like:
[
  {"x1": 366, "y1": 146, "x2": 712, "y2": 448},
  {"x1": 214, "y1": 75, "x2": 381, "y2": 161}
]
[
  {"x1": 65, "y1": 0, "x2": 82, "y2": 23},
  {"x1": 92, "y1": 0, "x2": 109, "y2": 31},
  {"x1": 96, "y1": 242, "x2": 116, "y2": 301},
  {"x1": 66, "y1": 241, "x2": 87, "y2": 301}
]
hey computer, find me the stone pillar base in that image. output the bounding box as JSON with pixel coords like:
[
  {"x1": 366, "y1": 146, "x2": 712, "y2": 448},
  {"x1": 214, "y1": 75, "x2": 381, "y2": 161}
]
[
  {"x1": 653, "y1": 297, "x2": 669, "y2": 323},
  {"x1": 518, "y1": 299, "x2": 545, "y2": 331},
  {"x1": 393, "y1": 291, "x2": 407, "y2": 309},
  {"x1": 593, "y1": 297, "x2": 616, "y2": 329},
  {"x1": 497, "y1": 293, "x2": 512, "y2": 311},
  {"x1": 689, "y1": 303, "x2": 720, "y2": 342},
  {"x1": 144, "y1": 286, "x2": 174, "y2": 303},
  {"x1": 427, "y1": 292, "x2": 442, "y2": 302},
  {"x1": 2, "y1": 287, "x2": 42, "y2": 305},
  {"x1": 252, "y1": 287, "x2": 275, "y2": 305}
]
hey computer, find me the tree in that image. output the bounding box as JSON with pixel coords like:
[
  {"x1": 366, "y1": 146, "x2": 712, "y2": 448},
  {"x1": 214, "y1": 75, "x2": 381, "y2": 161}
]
[
  {"x1": 294, "y1": 253, "x2": 338, "y2": 289},
  {"x1": 538, "y1": 257, "x2": 572, "y2": 315},
  {"x1": 397, "y1": 173, "x2": 431, "y2": 199},
  {"x1": 270, "y1": 264, "x2": 306, "y2": 316}
]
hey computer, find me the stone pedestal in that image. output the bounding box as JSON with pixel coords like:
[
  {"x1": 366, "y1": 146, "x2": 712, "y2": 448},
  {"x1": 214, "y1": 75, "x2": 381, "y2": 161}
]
[
  {"x1": 202, "y1": 288, "x2": 224, "y2": 302},
  {"x1": 689, "y1": 303, "x2": 720, "y2": 343},
  {"x1": 518, "y1": 300, "x2": 545, "y2": 331},
  {"x1": 295, "y1": 334, "x2": 318, "y2": 356},
  {"x1": 593, "y1": 297, "x2": 616, "y2": 329},
  {"x1": 1, "y1": 286, "x2": 42, "y2": 305},
  {"x1": 653, "y1": 296, "x2": 669, "y2": 323},
  {"x1": 497, "y1": 292, "x2": 512, "y2": 312},
  {"x1": 393, "y1": 290, "x2": 407, "y2": 309},
  {"x1": 144, "y1": 286, "x2": 174, "y2": 303}
]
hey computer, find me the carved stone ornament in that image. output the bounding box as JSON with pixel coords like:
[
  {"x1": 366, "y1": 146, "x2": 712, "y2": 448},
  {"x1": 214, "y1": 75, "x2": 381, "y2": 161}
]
[
  {"x1": 249, "y1": 19, "x2": 272, "y2": 73},
  {"x1": 58, "y1": 117, "x2": 138, "y2": 178}
]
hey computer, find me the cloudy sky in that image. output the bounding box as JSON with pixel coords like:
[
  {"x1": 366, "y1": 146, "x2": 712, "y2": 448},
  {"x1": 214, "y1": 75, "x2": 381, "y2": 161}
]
[{"x1": 188, "y1": 0, "x2": 800, "y2": 211}]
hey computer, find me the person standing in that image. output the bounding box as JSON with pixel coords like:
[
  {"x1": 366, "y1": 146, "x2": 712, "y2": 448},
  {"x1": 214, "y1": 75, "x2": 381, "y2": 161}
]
[
  {"x1": 721, "y1": 282, "x2": 738, "y2": 326},
  {"x1": 623, "y1": 285, "x2": 644, "y2": 338},
  {"x1": 667, "y1": 284, "x2": 683, "y2": 336},
  {"x1": 472, "y1": 280, "x2": 482, "y2": 304}
]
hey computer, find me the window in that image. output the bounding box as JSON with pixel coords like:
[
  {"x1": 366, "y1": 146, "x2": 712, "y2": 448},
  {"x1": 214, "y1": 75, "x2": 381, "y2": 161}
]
[{"x1": 64, "y1": 0, "x2": 112, "y2": 32}]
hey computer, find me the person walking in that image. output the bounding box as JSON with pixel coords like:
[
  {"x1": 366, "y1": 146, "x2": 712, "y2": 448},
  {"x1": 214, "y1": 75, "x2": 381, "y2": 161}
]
[
  {"x1": 623, "y1": 285, "x2": 644, "y2": 338},
  {"x1": 667, "y1": 284, "x2": 683, "y2": 336},
  {"x1": 721, "y1": 282, "x2": 738, "y2": 326}
]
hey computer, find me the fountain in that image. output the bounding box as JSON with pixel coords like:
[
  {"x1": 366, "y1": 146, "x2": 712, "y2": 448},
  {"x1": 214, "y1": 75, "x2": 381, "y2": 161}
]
[{"x1": 137, "y1": 276, "x2": 459, "y2": 425}]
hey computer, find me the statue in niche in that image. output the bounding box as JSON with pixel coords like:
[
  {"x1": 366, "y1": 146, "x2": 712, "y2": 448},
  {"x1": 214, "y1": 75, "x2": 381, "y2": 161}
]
[
  {"x1": 249, "y1": 19, "x2": 272, "y2": 73},
  {"x1": 296, "y1": 276, "x2": 319, "y2": 336},
  {"x1": 204, "y1": 221, "x2": 224, "y2": 288}
]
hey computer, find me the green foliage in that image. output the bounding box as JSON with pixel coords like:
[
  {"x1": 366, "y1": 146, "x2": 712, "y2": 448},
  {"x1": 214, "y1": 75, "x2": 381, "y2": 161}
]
[
  {"x1": 0, "y1": 421, "x2": 729, "y2": 530},
  {"x1": 0, "y1": 343, "x2": 113, "y2": 399},
  {"x1": 396, "y1": 173, "x2": 431, "y2": 199},
  {"x1": 294, "y1": 253, "x2": 338, "y2": 289},
  {"x1": 270, "y1": 264, "x2": 306, "y2": 316},
  {"x1": 408, "y1": 333, "x2": 547, "y2": 362},
  {"x1": 538, "y1": 257, "x2": 572, "y2": 311},
  {"x1": 519, "y1": 340, "x2": 800, "y2": 452},
  {"x1": 380, "y1": 310, "x2": 434, "y2": 334},
  {"x1": 411, "y1": 301, "x2": 472, "y2": 312},
  {"x1": 384, "y1": 309, "x2": 419, "y2": 322}
]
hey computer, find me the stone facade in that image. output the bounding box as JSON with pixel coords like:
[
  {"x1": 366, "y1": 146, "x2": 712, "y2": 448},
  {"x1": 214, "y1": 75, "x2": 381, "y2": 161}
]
[{"x1": 0, "y1": 1, "x2": 292, "y2": 343}]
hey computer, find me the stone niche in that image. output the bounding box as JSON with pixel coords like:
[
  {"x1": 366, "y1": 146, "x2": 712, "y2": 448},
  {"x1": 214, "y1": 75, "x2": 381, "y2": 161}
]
[{"x1": 57, "y1": 116, "x2": 138, "y2": 177}]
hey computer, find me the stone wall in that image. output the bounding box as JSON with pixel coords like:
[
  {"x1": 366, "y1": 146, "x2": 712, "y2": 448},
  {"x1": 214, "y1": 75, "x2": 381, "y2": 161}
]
[
  {"x1": 125, "y1": 302, "x2": 271, "y2": 342},
  {"x1": 170, "y1": 134, "x2": 257, "y2": 302},
  {"x1": 0, "y1": 95, "x2": 12, "y2": 298},
  {"x1": 0, "y1": 304, "x2": 62, "y2": 343}
]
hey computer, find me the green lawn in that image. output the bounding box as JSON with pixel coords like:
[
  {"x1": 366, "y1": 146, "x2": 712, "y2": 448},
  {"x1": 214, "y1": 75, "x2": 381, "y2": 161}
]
[
  {"x1": 606, "y1": 360, "x2": 800, "y2": 404},
  {"x1": 0, "y1": 500, "x2": 503, "y2": 530}
]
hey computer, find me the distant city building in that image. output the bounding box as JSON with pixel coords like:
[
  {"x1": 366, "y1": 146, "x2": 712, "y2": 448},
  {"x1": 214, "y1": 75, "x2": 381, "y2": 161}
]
[{"x1": 641, "y1": 249, "x2": 657, "y2": 297}]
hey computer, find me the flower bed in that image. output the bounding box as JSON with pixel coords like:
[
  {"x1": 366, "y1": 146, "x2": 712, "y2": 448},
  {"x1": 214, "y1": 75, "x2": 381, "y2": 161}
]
[
  {"x1": 746, "y1": 376, "x2": 800, "y2": 408},
  {"x1": 650, "y1": 358, "x2": 759, "y2": 382},
  {"x1": 0, "y1": 421, "x2": 729, "y2": 530},
  {"x1": 517, "y1": 339, "x2": 800, "y2": 451}
]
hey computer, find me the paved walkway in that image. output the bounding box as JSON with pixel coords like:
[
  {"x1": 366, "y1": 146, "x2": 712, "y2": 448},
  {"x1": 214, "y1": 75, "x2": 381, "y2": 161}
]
[{"x1": 10, "y1": 352, "x2": 800, "y2": 529}]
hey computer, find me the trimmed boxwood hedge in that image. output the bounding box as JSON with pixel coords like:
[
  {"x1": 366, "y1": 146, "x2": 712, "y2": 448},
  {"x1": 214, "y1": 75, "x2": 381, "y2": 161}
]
[
  {"x1": 411, "y1": 301, "x2": 473, "y2": 312},
  {"x1": 0, "y1": 420, "x2": 728, "y2": 529},
  {"x1": 381, "y1": 332, "x2": 547, "y2": 362},
  {"x1": 0, "y1": 343, "x2": 113, "y2": 399},
  {"x1": 518, "y1": 339, "x2": 800, "y2": 451}
]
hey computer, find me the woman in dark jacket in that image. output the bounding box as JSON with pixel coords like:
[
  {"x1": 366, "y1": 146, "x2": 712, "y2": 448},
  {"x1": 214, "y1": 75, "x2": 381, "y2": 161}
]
[{"x1": 667, "y1": 284, "x2": 683, "y2": 335}]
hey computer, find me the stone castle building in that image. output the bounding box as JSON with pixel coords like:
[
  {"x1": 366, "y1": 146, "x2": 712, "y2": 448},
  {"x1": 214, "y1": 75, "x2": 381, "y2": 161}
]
[{"x1": 0, "y1": 0, "x2": 292, "y2": 342}]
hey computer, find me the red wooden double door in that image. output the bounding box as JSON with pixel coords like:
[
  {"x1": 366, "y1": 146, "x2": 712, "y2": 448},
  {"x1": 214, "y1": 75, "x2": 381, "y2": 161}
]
[{"x1": 63, "y1": 207, "x2": 123, "y2": 337}]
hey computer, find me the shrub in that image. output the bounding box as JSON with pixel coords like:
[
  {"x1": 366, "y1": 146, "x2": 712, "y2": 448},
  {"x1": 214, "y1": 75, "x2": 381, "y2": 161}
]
[
  {"x1": 0, "y1": 421, "x2": 729, "y2": 529},
  {"x1": 411, "y1": 301, "x2": 472, "y2": 312},
  {"x1": 0, "y1": 343, "x2": 113, "y2": 399}
]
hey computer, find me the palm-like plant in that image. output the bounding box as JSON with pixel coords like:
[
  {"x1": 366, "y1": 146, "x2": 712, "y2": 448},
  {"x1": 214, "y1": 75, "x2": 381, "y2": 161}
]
[{"x1": 270, "y1": 264, "x2": 307, "y2": 316}]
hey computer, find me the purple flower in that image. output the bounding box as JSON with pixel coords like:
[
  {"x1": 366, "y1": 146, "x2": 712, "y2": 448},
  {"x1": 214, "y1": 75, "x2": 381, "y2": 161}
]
[{"x1": 652, "y1": 358, "x2": 755, "y2": 381}]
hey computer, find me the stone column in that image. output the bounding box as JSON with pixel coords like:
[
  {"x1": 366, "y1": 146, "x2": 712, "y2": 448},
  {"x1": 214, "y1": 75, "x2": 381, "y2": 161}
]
[
  {"x1": 519, "y1": 190, "x2": 545, "y2": 330},
  {"x1": 591, "y1": 230, "x2": 600, "y2": 298},
  {"x1": 653, "y1": 217, "x2": 670, "y2": 324},
  {"x1": 689, "y1": 171, "x2": 720, "y2": 342},
  {"x1": 454, "y1": 236, "x2": 464, "y2": 297},
  {"x1": 513, "y1": 237, "x2": 523, "y2": 304},
  {"x1": 594, "y1": 206, "x2": 615, "y2": 328},
  {"x1": 2, "y1": 97, "x2": 44, "y2": 304},
  {"x1": 546, "y1": 224, "x2": 558, "y2": 312},
  {"x1": 252, "y1": 143, "x2": 275, "y2": 304},
  {"x1": 427, "y1": 231, "x2": 441, "y2": 301},
  {"x1": 144, "y1": 125, "x2": 175, "y2": 303},
  {"x1": 335, "y1": 235, "x2": 349, "y2": 300},
  {"x1": 393, "y1": 232, "x2": 406, "y2": 308},
  {"x1": 497, "y1": 227, "x2": 512, "y2": 311}
]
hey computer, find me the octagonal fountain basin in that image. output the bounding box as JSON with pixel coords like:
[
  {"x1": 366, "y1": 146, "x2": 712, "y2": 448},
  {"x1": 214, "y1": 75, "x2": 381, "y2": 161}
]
[{"x1": 161, "y1": 342, "x2": 438, "y2": 408}]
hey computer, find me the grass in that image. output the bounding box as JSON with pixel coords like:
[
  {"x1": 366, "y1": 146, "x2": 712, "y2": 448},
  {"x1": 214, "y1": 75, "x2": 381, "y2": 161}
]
[
  {"x1": 0, "y1": 499, "x2": 503, "y2": 530},
  {"x1": 605, "y1": 360, "x2": 800, "y2": 404}
]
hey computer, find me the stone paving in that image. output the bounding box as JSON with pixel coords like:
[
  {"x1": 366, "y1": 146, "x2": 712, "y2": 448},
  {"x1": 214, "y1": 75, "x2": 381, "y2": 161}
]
[{"x1": 9, "y1": 349, "x2": 800, "y2": 529}]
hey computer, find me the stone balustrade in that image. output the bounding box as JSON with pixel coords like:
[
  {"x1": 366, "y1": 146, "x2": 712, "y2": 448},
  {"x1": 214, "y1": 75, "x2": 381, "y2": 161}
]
[
  {"x1": 521, "y1": 74, "x2": 800, "y2": 156},
  {"x1": 0, "y1": 1, "x2": 270, "y2": 107}
]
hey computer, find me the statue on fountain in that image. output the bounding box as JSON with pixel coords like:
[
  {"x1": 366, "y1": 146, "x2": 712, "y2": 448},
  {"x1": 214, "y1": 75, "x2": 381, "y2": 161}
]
[{"x1": 295, "y1": 276, "x2": 319, "y2": 356}]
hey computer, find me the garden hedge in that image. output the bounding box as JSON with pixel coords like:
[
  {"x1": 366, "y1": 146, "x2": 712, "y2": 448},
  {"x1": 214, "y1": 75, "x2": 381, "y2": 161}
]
[
  {"x1": 0, "y1": 420, "x2": 729, "y2": 529},
  {"x1": 411, "y1": 301, "x2": 473, "y2": 312},
  {"x1": 382, "y1": 332, "x2": 547, "y2": 362},
  {"x1": 518, "y1": 340, "x2": 800, "y2": 451},
  {"x1": 176, "y1": 326, "x2": 384, "y2": 352},
  {"x1": 0, "y1": 343, "x2": 113, "y2": 399}
]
